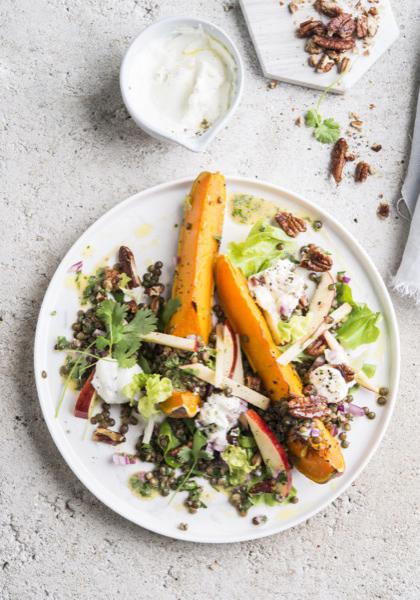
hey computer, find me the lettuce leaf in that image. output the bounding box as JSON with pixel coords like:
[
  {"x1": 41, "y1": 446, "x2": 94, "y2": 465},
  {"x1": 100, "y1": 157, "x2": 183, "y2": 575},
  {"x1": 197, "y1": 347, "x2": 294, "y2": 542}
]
[
  {"x1": 336, "y1": 303, "x2": 381, "y2": 350},
  {"x1": 227, "y1": 220, "x2": 295, "y2": 277},
  {"x1": 123, "y1": 373, "x2": 173, "y2": 419},
  {"x1": 362, "y1": 363, "x2": 377, "y2": 378},
  {"x1": 221, "y1": 445, "x2": 255, "y2": 485},
  {"x1": 277, "y1": 315, "x2": 309, "y2": 345}
]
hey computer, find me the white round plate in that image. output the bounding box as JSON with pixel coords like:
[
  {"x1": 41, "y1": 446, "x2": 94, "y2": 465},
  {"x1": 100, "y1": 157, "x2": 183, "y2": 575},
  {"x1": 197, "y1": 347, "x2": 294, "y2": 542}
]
[{"x1": 34, "y1": 177, "x2": 400, "y2": 543}]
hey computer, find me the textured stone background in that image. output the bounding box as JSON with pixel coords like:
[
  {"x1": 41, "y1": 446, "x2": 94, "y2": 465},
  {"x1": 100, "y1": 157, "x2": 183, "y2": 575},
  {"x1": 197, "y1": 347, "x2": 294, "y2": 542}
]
[{"x1": 1, "y1": 1, "x2": 420, "y2": 598}]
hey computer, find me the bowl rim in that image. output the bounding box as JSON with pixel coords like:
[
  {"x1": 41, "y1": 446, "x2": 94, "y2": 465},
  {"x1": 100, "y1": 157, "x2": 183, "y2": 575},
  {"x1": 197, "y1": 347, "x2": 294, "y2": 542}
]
[{"x1": 119, "y1": 16, "x2": 244, "y2": 152}]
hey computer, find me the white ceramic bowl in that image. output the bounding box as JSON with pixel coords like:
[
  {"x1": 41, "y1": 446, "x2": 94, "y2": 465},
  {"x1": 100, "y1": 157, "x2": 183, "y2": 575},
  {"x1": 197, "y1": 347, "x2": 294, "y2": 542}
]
[{"x1": 120, "y1": 17, "x2": 244, "y2": 152}]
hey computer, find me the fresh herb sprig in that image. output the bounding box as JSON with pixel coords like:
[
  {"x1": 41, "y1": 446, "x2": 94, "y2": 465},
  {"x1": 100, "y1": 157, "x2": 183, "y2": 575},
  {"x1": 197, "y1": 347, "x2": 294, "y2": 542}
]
[
  {"x1": 305, "y1": 74, "x2": 346, "y2": 144},
  {"x1": 95, "y1": 299, "x2": 157, "y2": 367},
  {"x1": 169, "y1": 429, "x2": 210, "y2": 503}
]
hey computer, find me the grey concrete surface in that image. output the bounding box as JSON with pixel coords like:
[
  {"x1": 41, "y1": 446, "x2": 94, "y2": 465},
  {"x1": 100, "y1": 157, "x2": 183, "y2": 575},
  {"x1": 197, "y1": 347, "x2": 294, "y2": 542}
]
[{"x1": 1, "y1": 1, "x2": 420, "y2": 598}]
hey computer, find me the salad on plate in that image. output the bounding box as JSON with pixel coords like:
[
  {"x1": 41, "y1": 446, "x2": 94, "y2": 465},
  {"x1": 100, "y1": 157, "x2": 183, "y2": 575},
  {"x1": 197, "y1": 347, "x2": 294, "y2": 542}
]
[{"x1": 54, "y1": 171, "x2": 389, "y2": 522}]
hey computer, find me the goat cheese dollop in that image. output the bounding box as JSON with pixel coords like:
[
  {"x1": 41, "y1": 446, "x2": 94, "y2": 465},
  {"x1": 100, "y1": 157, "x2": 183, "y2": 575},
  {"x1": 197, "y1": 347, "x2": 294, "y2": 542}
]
[
  {"x1": 309, "y1": 365, "x2": 349, "y2": 404},
  {"x1": 197, "y1": 393, "x2": 245, "y2": 451},
  {"x1": 127, "y1": 26, "x2": 237, "y2": 140},
  {"x1": 92, "y1": 358, "x2": 142, "y2": 405},
  {"x1": 248, "y1": 258, "x2": 306, "y2": 321}
]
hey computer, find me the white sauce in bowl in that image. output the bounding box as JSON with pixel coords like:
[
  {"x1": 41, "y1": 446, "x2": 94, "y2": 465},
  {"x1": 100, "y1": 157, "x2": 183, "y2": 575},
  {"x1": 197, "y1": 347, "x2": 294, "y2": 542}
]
[{"x1": 126, "y1": 26, "x2": 237, "y2": 140}]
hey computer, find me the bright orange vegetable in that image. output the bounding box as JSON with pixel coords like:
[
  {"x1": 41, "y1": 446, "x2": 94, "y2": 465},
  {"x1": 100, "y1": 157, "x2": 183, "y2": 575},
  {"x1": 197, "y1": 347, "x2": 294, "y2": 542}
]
[
  {"x1": 160, "y1": 391, "x2": 201, "y2": 418},
  {"x1": 287, "y1": 419, "x2": 345, "y2": 483},
  {"x1": 215, "y1": 255, "x2": 302, "y2": 400},
  {"x1": 167, "y1": 172, "x2": 226, "y2": 343}
]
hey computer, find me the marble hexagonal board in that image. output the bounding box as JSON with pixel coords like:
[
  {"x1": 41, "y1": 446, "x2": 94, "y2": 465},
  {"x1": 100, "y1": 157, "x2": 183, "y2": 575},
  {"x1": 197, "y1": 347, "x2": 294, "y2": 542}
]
[{"x1": 239, "y1": 0, "x2": 399, "y2": 93}]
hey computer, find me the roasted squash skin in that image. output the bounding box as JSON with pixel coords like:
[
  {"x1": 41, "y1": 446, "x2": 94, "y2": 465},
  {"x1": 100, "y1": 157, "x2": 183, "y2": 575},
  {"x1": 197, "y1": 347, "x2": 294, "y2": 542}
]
[
  {"x1": 287, "y1": 419, "x2": 345, "y2": 483},
  {"x1": 215, "y1": 255, "x2": 303, "y2": 400},
  {"x1": 167, "y1": 172, "x2": 226, "y2": 343}
]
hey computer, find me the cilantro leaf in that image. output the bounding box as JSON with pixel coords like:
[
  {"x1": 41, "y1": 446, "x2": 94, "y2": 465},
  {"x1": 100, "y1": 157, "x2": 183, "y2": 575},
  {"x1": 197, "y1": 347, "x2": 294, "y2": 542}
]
[
  {"x1": 160, "y1": 297, "x2": 181, "y2": 329},
  {"x1": 95, "y1": 299, "x2": 157, "y2": 366},
  {"x1": 305, "y1": 108, "x2": 322, "y2": 128},
  {"x1": 313, "y1": 117, "x2": 341, "y2": 144}
]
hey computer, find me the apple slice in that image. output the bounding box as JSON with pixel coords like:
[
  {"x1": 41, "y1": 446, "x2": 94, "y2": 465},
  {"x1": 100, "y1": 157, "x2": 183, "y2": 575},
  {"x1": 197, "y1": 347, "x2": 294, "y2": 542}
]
[
  {"x1": 222, "y1": 321, "x2": 238, "y2": 378},
  {"x1": 277, "y1": 302, "x2": 352, "y2": 366},
  {"x1": 323, "y1": 330, "x2": 380, "y2": 394},
  {"x1": 74, "y1": 371, "x2": 97, "y2": 419},
  {"x1": 179, "y1": 363, "x2": 270, "y2": 410},
  {"x1": 302, "y1": 271, "x2": 336, "y2": 343},
  {"x1": 232, "y1": 333, "x2": 244, "y2": 384},
  {"x1": 246, "y1": 409, "x2": 292, "y2": 497},
  {"x1": 214, "y1": 323, "x2": 225, "y2": 387},
  {"x1": 140, "y1": 332, "x2": 198, "y2": 352}
]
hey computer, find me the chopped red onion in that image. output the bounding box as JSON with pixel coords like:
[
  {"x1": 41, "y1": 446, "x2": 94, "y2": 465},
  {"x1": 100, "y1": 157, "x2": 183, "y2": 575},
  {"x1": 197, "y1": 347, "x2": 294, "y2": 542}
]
[
  {"x1": 310, "y1": 428, "x2": 320, "y2": 437},
  {"x1": 69, "y1": 260, "x2": 83, "y2": 273},
  {"x1": 342, "y1": 275, "x2": 351, "y2": 283},
  {"x1": 112, "y1": 453, "x2": 138, "y2": 465},
  {"x1": 346, "y1": 403, "x2": 365, "y2": 417},
  {"x1": 337, "y1": 403, "x2": 345, "y2": 413},
  {"x1": 330, "y1": 424, "x2": 338, "y2": 437}
]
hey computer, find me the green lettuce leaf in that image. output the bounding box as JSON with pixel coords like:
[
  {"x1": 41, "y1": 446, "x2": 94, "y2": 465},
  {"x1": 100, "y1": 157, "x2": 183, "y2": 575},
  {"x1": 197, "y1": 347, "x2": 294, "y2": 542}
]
[
  {"x1": 123, "y1": 373, "x2": 173, "y2": 419},
  {"x1": 337, "y1": 303, "x2": 381, "y2": 350},
  {"x1": 277, "y1": 315, "x2": 309, "y2": 345},
  {"x1": 362, "y1": 363, "x2": 377, "y2": 378},
  {"x1": 227, "y1": 220, "x2": 295, "y2": 277},
  {"x1": 221, "y1": 445, "x2": 255, "y2": 485}
]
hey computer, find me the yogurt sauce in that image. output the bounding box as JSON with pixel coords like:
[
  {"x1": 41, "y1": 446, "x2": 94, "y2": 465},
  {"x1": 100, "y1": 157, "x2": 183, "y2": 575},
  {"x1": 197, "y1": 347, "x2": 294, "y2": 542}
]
[
  {"x1": 92, "y1": 358, "x2": 142, "y2": 405},
  {"x1": 129, "y1": 26, "x2": 237, "y2": 139}
]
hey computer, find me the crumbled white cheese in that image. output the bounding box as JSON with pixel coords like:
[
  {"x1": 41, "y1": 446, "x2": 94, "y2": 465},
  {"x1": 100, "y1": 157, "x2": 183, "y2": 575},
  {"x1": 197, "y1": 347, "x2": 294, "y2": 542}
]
[
  {"x1": 309, "y1": 365, "x2": 349, "y2": 404},
  {"x1": 92, "y1": 358, "x2": 142, "y2": 404},
  {"x1": 248, "y1": 258, "x2": 306, "y2": 321},
  {"x1": 197, "y1": 393, "x2": 245, "y2": 451}
]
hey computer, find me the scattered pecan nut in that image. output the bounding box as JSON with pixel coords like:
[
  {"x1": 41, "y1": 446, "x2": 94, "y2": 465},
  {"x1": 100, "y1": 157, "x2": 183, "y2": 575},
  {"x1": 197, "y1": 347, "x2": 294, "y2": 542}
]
[
  {"x1": 250, "y1": 479, "x2": 276, "y2": 494},
  {"x1": 356, "y1": 14, "x2": 368, "y2": 38},
  {"x1": 371, "y1": 143, "x2": 382, "y2": 152},
  {"x1": 377, "y1": 202, "x2": 390, "y2": 219},
  {"x1": 367, "y1": 14, "x2": 379, "y2": 37},
  {"x1": 300, "y1": 244, "x2": 333, "y2": 272},
  {"x1": 275, "y1": 211, "x2": 307, "y2": 237},
  {"x1": 103, "y1": 267, "x2": 122, "y2": 292},
  {"x1": 119, "y1": 246, "x2": 141, "y2": 288},
  {"x1": 92, "y1": 428, "x2": 126, "y2": 445},
  {"x1": 312, "y1": 34, "x2": 355, "y2": 51},
  {"x1": 327, "y1": 13, "x2": 356, "y2": 39},
  {"x1": 288, "y1": 395, "x2": 330, "y2": 419},
  {"x1": 305, "y1": 38, "x2": 322, "y2": 54},
  {"x1": 333, "y1": 363, "x2": 355, "y2": 382},
  {"x1": 355, "y1": 161, "x2": 371, "y2": 182},
  {"x1": 337, "y1": 56, "x2": 351, "y2": 73},
  {"x1": 316, "y1": 54, "x2": 335, "y2": 73},
  {"x1": 305, "y1": 335, "x2": 327, "y2": 357},
  {"x1": 314, "y1": 0, "x2": 342, "y2": 17},
  {"x1": 145, "y1": 283, "x2": 165, "y2": 297},
  {"x1": 297, "y1": 19, "x2": 325, "y2": 38},
  {"x1": 331, "y1": 138, "x2": 349, "y2": 184}
]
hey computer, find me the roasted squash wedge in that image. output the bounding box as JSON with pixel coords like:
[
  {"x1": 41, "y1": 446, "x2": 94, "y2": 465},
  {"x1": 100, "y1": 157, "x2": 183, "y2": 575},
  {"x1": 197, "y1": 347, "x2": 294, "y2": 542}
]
[
  {"x1": 167, "y1": 172, "x2": 226, "y2": 343},
  {"x1": 160, "y1": 391, "x2": 201, "y2": 419},
  {"x1": 287, "y1": 419, "x2": 345, "y2": 483},
  {"x1": 215, "y1": 255, "x2": 302, "y2": 400}
]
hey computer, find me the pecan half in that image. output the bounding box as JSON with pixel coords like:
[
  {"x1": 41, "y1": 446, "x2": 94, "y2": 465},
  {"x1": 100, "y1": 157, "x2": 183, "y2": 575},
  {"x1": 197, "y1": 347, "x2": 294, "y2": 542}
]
[
  {"x1": 314, "y1": 0, "x2": 342, "y2": 17},
  {"x1": 367, "y1": 14, "x2": 379, "y2": 37},
  {"x1": 288, "y1": 395, "x2": 330, "y2": 419},
  {"x1": 333, "y1": 363, "x2": 355, "y2": 383},
  {"x1": 316, "y1": 54, "x2": 335, "y2": 73},
  {"x1": 355, "y1": 161, "x2": 371, "y2": 182},
  {"x1": 337, "y1": 56, "x2": 351, "y2": 73},
  {"x1": 119, "y1": 246, "x2": 141, "y2": 288},
  {"x1": 331, "y1": 138, "x2": 349, "y2": 184},
  {"x1": 305, "y1": 335, "x2": 327, "y2": 357},
  {"x1": 275, "y1": 211, "x2": 307, "y2": 237},
  {"x1": 103, "y1": 267, "x2": 122, "y2": 292},
  {"x1": 145, "y1": 283, "x2": 165, "y2": 297},
  {"x1": 92, "y1": 428, "x2": 126, "y2": 446},
  {"x1": 327, "y1": 13, "x2": 356, "y2": 39},
  {"x1": 312, "y1": 34, "x2": 355, "y2": 51},
  {"x1": 305, "y1": 38, "x2": 322, "y2": 54},
  {"x1": 250, "y1": 479, "x2": 276, "y2": 494},
  {"x1": 297, "y1": 19, "x2": 325, "y2": 38},
  {"x1": 356, "y1": 14, "x2": 368, "y2": 38},
  {"x1": 300, "y1": 244, "x2": 333, "y2": 272}
]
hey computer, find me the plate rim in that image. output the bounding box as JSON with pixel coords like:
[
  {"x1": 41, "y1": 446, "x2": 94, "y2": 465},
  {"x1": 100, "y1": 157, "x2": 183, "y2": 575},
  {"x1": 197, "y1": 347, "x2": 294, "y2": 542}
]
[{"x1": 34, "y1": 175, "x2": 400, "y2": 543}]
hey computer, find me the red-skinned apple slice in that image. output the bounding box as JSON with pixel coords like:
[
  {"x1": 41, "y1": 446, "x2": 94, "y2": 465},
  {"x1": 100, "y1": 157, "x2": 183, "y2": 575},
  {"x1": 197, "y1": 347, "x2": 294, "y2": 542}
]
[
  {"x1": 246, "y1": 409, "x2": 292, "y2": 497},
  {"x1": 140, "y1": 332, "x2": 198, "y2": 352},
  {"x1": 74, "y1": 371, "x2": 97, "y2": 419},
  {"x1": 222, "y1": 321, "x2": 238, "y2": 379}
]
